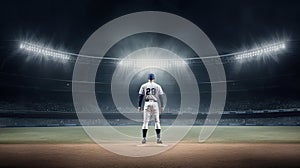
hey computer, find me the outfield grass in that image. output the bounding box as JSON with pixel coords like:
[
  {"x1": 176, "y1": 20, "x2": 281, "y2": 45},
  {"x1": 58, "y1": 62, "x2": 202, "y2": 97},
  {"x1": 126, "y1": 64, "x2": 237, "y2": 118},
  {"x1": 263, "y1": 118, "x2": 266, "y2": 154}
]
[{"x1": 0, "y1": 126, "x2": 300, "y2": 144}]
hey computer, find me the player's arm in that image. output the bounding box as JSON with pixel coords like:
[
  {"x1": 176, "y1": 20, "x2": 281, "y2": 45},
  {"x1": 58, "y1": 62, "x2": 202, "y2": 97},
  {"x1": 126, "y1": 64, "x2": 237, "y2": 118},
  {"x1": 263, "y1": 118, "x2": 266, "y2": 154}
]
[
  {"x1": 159, "y1": 95, "x2": 164, "y2": 107},
  {"x1": 138, "y1": 94, "x2": 144, "y2": 112},
  {"x1": 159, "y1": 95, "x2": 164, "y2": 113},
  {"x1": 158, "y1": 86, "x2": 164, "y2": 112},
  {"x1": 138, "y1": 85, "x2": 144, "y2": 112}
]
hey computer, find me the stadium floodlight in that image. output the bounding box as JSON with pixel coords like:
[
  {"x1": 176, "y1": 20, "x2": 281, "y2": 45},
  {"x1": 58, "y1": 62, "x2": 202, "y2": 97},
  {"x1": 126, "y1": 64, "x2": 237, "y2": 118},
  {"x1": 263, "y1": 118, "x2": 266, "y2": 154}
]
[
  {"x1": 119, "y1": 58, "x2": 187, "y2": 69},
  {"x1": 19, "y1": 41, "x2": 70, "y2": 61},
  {"x1": 134, "y1": 58, "x2": 187, "y2": 68},
  {"x1": 235, "y1": 41, "x2": 286, "y2": 60}
]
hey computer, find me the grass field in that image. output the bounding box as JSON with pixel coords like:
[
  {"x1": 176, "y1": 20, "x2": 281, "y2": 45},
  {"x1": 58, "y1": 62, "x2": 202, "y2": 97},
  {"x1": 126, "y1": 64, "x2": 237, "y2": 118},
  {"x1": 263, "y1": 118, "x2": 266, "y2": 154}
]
[{"x1": 1, "y1": 126, "x2": 300, "y2": 144}]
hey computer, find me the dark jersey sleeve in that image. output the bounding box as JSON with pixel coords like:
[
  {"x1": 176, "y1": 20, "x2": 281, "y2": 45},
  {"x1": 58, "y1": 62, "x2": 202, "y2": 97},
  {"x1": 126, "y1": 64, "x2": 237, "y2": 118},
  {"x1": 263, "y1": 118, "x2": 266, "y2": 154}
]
[{"x1": 138, "y1": 94, "x2": 144, "y2": 107}]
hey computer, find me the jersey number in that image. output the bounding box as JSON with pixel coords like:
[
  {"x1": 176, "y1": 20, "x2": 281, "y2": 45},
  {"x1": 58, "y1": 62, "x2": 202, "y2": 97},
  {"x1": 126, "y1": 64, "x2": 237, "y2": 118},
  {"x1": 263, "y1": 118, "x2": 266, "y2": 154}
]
[{"x1": 146, "y1": 88, "x2": 156, "y2": 95}]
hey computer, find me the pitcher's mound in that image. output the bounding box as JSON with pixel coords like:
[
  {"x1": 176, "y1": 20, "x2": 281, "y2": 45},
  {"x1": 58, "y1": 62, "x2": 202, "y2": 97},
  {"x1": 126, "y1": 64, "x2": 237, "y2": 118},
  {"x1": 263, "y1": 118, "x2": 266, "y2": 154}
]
[{"x1": 137, "y1": 143, "x2": 168, "y2": 147}]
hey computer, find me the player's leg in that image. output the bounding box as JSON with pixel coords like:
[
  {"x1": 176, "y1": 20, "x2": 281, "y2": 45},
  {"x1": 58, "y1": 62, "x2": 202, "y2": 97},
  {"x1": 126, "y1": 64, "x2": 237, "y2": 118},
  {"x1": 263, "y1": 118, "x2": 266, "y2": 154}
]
[
  {"x1": 153, "y1": 102, "x2": 162, "y2": 144},
  {"x1": 141, "y1": 102, "x2": 151, "y2": 144}
]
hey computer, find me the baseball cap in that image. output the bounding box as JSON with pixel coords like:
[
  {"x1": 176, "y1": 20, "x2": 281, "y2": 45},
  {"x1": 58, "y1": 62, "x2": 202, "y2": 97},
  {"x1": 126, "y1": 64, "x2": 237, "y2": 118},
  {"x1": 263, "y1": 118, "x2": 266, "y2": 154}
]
[{"x1": 148, "y1": 73, "x2": 155, "y2": 80}]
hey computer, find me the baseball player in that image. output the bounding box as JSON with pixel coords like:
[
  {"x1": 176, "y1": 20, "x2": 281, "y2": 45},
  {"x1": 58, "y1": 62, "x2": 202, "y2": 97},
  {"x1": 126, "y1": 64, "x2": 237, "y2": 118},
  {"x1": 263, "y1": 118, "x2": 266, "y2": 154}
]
[{"x1": 138, "y1": 73, "x2": 164, "y2": 144}]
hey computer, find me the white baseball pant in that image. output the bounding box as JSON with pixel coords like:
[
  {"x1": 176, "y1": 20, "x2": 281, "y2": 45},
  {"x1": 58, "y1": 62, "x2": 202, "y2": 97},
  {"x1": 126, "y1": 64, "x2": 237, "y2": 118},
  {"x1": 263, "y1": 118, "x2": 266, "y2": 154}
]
[{"x1": 142, "y1": 101, "x2": 161, "y2": 129}]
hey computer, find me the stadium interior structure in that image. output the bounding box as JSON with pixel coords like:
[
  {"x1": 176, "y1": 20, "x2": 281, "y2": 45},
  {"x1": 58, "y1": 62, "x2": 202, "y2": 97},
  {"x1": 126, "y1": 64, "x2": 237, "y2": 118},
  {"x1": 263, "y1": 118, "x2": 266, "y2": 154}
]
[{"x1": 0, "y1": 33, "x2": 300, "y2": 127}]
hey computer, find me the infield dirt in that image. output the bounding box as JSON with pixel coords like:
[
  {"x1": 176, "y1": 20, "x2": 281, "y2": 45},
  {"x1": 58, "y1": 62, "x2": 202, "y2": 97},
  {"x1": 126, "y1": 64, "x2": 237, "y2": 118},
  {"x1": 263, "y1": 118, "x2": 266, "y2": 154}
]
[{"x1": 0, "y1": 143, "x2": 300, "y2": 168}]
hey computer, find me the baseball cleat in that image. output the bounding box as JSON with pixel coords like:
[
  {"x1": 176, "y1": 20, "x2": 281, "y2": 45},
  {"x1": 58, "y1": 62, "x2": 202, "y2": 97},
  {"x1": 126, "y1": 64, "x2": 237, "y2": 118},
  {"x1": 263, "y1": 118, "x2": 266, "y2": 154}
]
[
  {"x1": 142, "y1": 139, "x2": 146, "y2": 144},
  {"x1": 157, "y1": 139, "x2": 163, "y2": 144}
]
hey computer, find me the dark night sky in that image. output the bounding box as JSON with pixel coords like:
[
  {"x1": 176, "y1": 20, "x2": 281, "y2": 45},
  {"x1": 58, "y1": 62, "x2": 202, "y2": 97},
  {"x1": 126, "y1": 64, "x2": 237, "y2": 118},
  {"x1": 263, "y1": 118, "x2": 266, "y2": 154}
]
[
  {"x1": 1, "y1": 0, "x2": 300, "y2": 51},
  {"x1": 0, "y1": 0, "x2": 300, "y2": 99}
]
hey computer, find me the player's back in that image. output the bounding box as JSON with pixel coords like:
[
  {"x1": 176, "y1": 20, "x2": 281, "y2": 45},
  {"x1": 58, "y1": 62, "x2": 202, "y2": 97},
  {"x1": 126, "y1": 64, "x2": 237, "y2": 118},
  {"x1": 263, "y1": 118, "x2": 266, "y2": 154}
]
[{"x1": 139, "y1": 82, "x2": 164, "y2": 102}]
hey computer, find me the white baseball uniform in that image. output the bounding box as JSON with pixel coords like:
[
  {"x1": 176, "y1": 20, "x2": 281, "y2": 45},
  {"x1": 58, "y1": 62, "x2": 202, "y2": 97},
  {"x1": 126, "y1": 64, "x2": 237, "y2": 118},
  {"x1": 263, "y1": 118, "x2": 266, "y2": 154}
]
[{"x1": 139, "y1": 81, "x2": 164, "y2": 129}]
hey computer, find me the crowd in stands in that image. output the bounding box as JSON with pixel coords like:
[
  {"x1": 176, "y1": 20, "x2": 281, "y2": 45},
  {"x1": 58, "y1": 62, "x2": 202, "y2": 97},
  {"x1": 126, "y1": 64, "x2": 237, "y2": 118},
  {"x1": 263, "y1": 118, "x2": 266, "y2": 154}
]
[
  {"x1": 225, "y1": 96, "x2": 300, "y2": 111},
  {"x1": 1, "y1": 95, "x2": 299, "y2": 113},
  {"x1": 0, "y1": 98, "x2": 74, "y2": 112},
  {"x1": 1, "y1": 116, "x2": 300, "y2": 127}
]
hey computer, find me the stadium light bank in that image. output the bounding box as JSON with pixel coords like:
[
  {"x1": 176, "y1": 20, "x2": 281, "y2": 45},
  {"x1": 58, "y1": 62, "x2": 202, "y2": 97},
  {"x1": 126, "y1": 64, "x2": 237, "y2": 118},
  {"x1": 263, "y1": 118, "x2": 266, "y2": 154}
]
[
  {"x1": 18, "y1": 40, "x2": 288, "y2": 63},
  {"x1": 119, "y1": 58, "x2": 187, "y2": 69},
  {"x1": 19, "y1": 42, "x2": 70, "y2": 61},
  {"x1": 235, "y1": 41, "x2": 286, "y2": 60}
]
